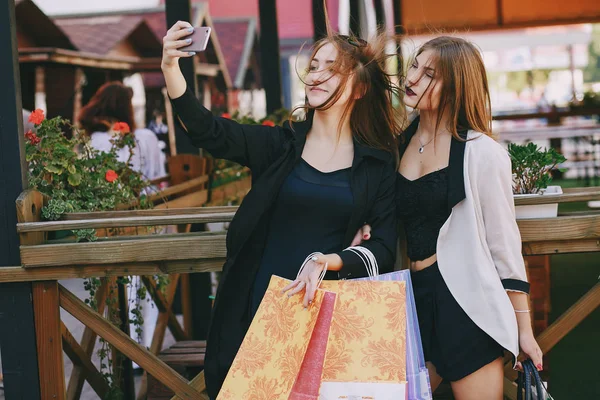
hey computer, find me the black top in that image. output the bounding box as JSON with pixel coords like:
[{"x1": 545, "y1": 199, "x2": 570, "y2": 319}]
[
  {"x1": 251, "y1": 159, "x2": 353, "y2": 314},
  {"x1": 396, "y1": 168, "x2": 451, "y2": 261},
  {"x1": 169, "y1": 87, "x2": 397, "y2": 399},
  {"x1": 397, "y1": 116, "x2": 530, "y2": 292}
]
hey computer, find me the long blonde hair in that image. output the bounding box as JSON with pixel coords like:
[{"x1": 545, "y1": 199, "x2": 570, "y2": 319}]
[{"x1": 409, "y1": 36, "x2": 492, "y2": 139}]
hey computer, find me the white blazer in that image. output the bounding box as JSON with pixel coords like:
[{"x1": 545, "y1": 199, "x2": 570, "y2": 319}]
[{"x1": 400, "y1": 117, "x2": 529, "y2": 364}]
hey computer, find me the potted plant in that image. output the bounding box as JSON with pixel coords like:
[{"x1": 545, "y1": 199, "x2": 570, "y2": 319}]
[
  {"x1": 508, "y1": 142, "x2": 566, "y2": 219},
  {"x1": 25, "y1": 110, "x2": 151, "y2": 241}
]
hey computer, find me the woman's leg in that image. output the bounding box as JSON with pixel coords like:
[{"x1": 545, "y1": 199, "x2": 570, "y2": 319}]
[
  {"x1": 450, "y1": 357, "x2": 504, "y2": 400},
  {"x1": 426, "y1": 361, "x2": 444, "y2": 392}
]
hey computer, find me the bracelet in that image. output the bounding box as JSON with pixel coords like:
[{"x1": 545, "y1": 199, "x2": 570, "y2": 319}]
[{"x1": 514, "y1": 309, "x2": 530, "y2": 313}]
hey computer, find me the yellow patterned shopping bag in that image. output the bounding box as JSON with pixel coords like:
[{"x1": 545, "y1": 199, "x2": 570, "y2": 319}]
[
  {"x1": 319, "y1": 280, "x2": 408, "y2": 398},
  {"x1": 217, "y1": 277, "x2": 407, "y2": 400},
  {"x1": 217, "y1": 275, "x2": 335, "y2": 400}
]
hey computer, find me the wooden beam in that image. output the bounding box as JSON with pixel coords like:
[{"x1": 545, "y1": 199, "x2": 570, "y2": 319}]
[
  {"x1": 58, "y1": 284, "x2": 203, "y2": 399},
  {"x1": 67, "y1": 279, "x2": 108, "y2": 400},
  {"x1": 154, "y1": 190, "x2": 209, "y2": 210},
  {"x1": 517, "y1": 215, "x2": 600, "y2": 242},
  {"x1": 181, "y1": 273, "x2": 194, "y2": 338},
  {"x1": 147, "y1": 175, "x2": 209, "y2": 202},
  {"x1": 171, "y1": 370, "x2": 208, "y2": 400},
  {"x1": 61, "y1": 321, "x2": 110, "y2": 399},
  {"x1": 61, "y1": 205, "x2": 238, "y2": 220},
  {"x1": 0, "y1": 259, "x2": 225, "y2": 283},
  {"x1": 142, "y1": 276, "x2": 187, "y2": 341},
  {"x1": 523, "y1": 239, "x2": 600, "y2": 255},
  {"x1": 20, "y1": 234, "x2": 226, "y2": 268},
  {"x1": 18, "y1": 211, "x2": 233, "y2": 233},
  {"x1": 32, "y1": 281, "x2": 66, "y2": 400},
  {"x1": 195, "y1": 63, "x2": 220, "y2": 77}
]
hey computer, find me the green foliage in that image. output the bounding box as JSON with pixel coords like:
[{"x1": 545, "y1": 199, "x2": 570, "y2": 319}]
[
  {"x1": 508, "y1": 142, "x2": 566, "y2": 194},
  {"x1": 25, "y1": 115, "x2": 151, "y2": 241}
]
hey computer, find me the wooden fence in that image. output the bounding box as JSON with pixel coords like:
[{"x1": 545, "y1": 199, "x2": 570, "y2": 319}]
[{"x1": 1, "y1": 186, "x2": 599, "y2": 399}]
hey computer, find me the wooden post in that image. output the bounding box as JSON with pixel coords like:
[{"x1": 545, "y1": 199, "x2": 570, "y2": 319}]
[
  {"x1": 116, "y1": 278, "x2": 136, "y2": 400},
  {"x1": 312, "y1": 0, "x2": 327, "y2": 42},
  {"x1": 258, "y1": 0, "x2": 283, "y2": 114},
  {"x1": 374, "y1": 0, "x2": 385, "y2": 27},
  {"x1": 16, "y1": 191, "x2": 66, "y2": 400},
  {"x1": 162, "y1": 87, "x2": 178, "y2": 157},
  {"x1": 32, "y1": 281, "x2": 66, "y2": 400},
  {"x1": 0, "y1": 1, "x2": 41, "y2": 397},
  {"x1": 34, "y1": 66, "x2": 46, "y2": 113},
  {"x1": 72, "y1": 67, "x2": 84, "y2": 133},
  {"x1": 165, "y1": 0, "x2": 200, "y2": 155},
  {"x1": 349, "y1": 0, "x2": 360, "y2": 35}
]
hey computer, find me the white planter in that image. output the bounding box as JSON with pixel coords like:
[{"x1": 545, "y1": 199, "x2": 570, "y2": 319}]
[{"x1": 514, "y1": 185, "x2": 562, "y2": 220}]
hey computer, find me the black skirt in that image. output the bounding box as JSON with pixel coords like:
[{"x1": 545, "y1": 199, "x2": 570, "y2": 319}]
[{"x1": 411, "y1": 262, "x2": 505, "y2": 381}]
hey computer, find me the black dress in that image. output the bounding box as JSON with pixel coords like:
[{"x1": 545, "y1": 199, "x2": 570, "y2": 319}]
[{"x1": 251, "y1": 159, "x2": 353, "y2": 314}]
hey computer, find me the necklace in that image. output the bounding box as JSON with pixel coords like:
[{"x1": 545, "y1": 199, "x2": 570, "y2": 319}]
[{"x1": 417, "y1": 129, "x2": 435, "y2": 154}]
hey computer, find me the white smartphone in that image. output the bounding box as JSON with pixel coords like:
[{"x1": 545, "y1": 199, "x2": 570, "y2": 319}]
[{"x1": 180, "y1": 27, "x2": 211, "y2": 52}]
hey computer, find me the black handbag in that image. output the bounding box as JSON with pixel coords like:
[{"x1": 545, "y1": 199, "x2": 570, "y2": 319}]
[{"x1": 517, "y1": 359, "x2": 553, "y2": 400}]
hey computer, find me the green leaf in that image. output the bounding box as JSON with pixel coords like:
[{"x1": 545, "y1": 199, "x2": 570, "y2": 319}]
[
  {"x1": 44, "y1": 164, "x2": 63, "y2": 174},
  {"x1": 68, "y1": 173, "x2": 82, "y2": 186}
]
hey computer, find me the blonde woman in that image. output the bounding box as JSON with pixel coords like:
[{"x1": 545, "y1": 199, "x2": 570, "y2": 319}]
[{"x1": 361, "y1": 36, "x2": 543, "y2": 399}]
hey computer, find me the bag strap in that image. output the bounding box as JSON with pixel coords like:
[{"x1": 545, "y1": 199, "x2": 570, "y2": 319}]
[
  {"x1": 518, "y1": 359, "x2": 553, "y2": 400},
  {"x1": 297, "y1": 252, "x2": 328, "y2": 289},
  {"x1": 343, "y1": 246, "x2": 379, "y2": 278}
]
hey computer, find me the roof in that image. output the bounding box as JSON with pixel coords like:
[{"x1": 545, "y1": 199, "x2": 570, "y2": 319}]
[
  {"x1": 54, "y1": 15, "x2": 162, "y2": 57},
  {"x1": 52, "y1": 4, "x2": 259, "y2": 89},
  {"x1": 15, "y1": 0, "x2": 76, "y2": 50},
  {"x1": 212, "y1": 17, "x2": 258, "y2": 88}
]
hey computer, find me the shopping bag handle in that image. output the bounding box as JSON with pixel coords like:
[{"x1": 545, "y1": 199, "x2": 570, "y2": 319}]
[
  {"x1": 517, "y1": 359, "x2": 550, "y2": 400},
  {"x1": 344, "y1": 246, "x2": 379, "y2": 279}
]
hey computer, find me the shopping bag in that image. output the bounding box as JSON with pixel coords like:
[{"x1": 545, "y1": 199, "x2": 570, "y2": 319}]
[
  {"x1": 356, "y1": 270, "x2": 433, "y2": 400},
  {"x1": 217, "y1": 275, "x2": 336, "y2": 400},
  {"x1": 289, "y1": 287, "x2": 337, "y2": 399},
  {"x1": 319, "y1": 279, "x2": 408, "y2": 398}
]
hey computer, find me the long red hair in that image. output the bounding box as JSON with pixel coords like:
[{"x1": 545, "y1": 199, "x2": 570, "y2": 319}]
[{"x1": 78, "y1": 81, "x2": 135, "y2": 134}]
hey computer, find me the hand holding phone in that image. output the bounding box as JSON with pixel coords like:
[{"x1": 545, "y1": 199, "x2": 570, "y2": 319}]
[{"x1": 180, "y1": 27, "x2": 211, "y2": 53}]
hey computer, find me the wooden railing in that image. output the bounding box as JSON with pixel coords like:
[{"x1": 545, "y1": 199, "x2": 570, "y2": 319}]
[{"x1": 2, "y1": 186, "x2": 600, "y2": 399}]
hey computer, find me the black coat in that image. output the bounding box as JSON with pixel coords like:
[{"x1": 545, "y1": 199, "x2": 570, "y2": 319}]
[{"x1": 170, "y1": 88, "x2": 398, "y2": 399}]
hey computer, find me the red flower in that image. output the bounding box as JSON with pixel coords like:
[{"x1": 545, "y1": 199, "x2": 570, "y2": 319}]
[
  {"x1": 113, "y1": 122, "x2": 130, "y2": 134},
  {"x1": 25, "y1": 130, "x2": 41, "y2": 145},
  {"x1": 221, "y1": 113, "x2": 231, "y2": 119},
  {"x1": 28, "y1": 109, "x2": 45, "y2": 125},
  {"x1": 105, "y1": 170, "x2": 118, "y2": 183},
  {"x1": 262, "y1": 120, "x2": 275, "y2": 127}
]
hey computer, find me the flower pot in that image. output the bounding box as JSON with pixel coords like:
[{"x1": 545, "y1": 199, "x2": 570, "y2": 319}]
[{"x1": 514, "y1": 186, "x2": 562, "y2": 220}]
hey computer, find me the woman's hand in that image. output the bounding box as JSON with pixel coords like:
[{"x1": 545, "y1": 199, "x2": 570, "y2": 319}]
[
  {"x1": 350, "y1": 224, "x2": 372, "y2": 246},
  {"x1": 162, "y1": 21, "x2": 196, "y2": 69},
  {"x1": 282, "y1": 254, "x2": 342, "y2": 307},
  {"x1": 518, "y1": 331, "x2": 544, "y2": 371}
]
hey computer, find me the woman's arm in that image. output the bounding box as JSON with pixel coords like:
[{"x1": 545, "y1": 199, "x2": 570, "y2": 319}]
[
  {"x1": 477, "y1": 141, "x2": 543, "y2": 370},
  {"x1": 162, "y1": 21, "x2": 287, "y2": 170}
]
